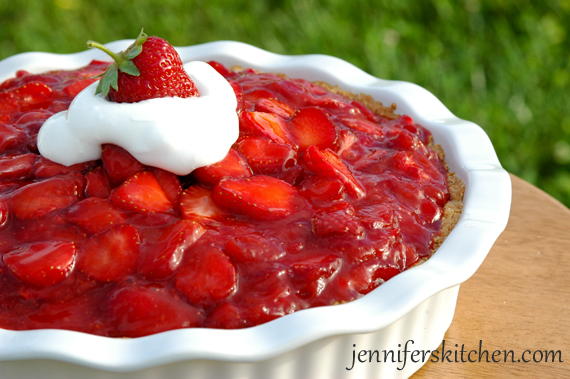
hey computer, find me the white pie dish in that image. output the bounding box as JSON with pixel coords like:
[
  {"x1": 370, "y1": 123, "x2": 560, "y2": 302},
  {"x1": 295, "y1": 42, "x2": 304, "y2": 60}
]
[{"x1": 0, "y1": 40, "x2": 511, "y2": 379}]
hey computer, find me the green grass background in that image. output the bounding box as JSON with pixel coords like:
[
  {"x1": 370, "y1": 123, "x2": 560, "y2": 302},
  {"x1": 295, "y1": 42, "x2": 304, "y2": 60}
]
[{"x1": 1, "y1": 0, "x2": 569, "y2": 208}]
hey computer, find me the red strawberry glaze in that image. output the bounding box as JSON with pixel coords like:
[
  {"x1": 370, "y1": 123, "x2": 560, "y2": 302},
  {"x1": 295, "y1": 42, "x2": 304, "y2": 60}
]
[{"x1": 0, "y1": 60, "x2": 453, "y2": 336}]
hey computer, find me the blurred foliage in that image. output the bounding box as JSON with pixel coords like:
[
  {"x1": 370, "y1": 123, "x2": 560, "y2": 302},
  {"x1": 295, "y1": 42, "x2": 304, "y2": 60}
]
[{"x1": 1, "y1": 0, "x2": 569, "y2": 207}]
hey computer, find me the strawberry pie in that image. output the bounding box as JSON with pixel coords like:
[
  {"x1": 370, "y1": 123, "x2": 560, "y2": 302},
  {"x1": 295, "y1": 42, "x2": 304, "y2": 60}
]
[{"x1": 0, "y1": 34, "x2": 463, "y2": 338}]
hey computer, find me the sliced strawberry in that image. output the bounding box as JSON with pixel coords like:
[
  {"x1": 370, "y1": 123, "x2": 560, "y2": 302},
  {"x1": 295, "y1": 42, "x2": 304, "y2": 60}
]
[
  {"x1": 179, "y1": 185, "x2": 227, "y2": 222},
  {"x1": 349, "y1": 100, "x2": 383, "y2": 123},
  {"x1": 126, "y1": 212, "x2": 179, "y2": 229},
  {"x1": 291, "y1": 254, "x2": 341, "y2": 298},
  {"x1": 304, "y1": 145, "x2": 365, "y2": 199},
  {"x1": 233, "y1": 262, "x2": 299, "y2": 325},
  {"x1": 63, "y1": 78, "x2": 98, "y2": 97},
  {"x1": 13, "y1": 111, "x2": 51, "y2": 152},
  {"x1": 0, "y1": 153, "x2": 36, "y2": 179},
  {"x1": 235, "y1": 136, "x2": 297, "y2": 176},
  {"x1": 239, "y1": 111, "x2": 295, "y2": 146},
  {"x1": 266, "y1": 79, "x2": 316, "y2": 109},
  {"x1": 270, "y1": 220, "x2": 313, "y2": 254},
  {"x1": 0, "y1": 123, "x2": 28, "y2": 152},
  {"x1": 341, "y1": 117, "x2": 382, "y2": 136},
  {"x1": 101, "y1": 144, "x2": 146, "y2": 185},
  {"x1": 289, "y1": 107, "x2": 338, "y2": 152},
  {"x1": 291, "y1": 78, "x2": 330, "y2": 97},
  {"x1": 66, "y1": 197, "x2": 129, "y2": 234},
  {"x1": 84, "y1": 166, "x2": 112, "y2": 198},
  {"x1": 205, "y1": 302, "x2": 250, "y2": 329},
  {"x1": 388, "y1": 151, "x2": 426, "y2": 181},
  {"x1": 13, "y1": 111, "x2": 46, "y2": 128},
  {"x1": 225, "y1": 234, "x2": 285, "y2": 263},
  {"x1": 0, "y1": 180, "x2": 22, "y2": 195},
  {"x1": 150, "y1": 167, "x2": 183, "y2": 209},
  {"x1": 228, "y1": 80, "x2": 243, "y2": 111},
  {"x1": 343, "y1": 260, "x2": 401, "y2": 295},
  {"x1": 243, "y1": 88, "x2": 276, "y2": 109},
  {"x1": 357, "y1": 204, "x2": 396, "y2": 231},
  {"x1": 311, "y1": 203, "x2": 364, "y2": 237},
  {"x1": 299, "y1": 175, "x2": 345, "y2": 203},
  {"x1": 10, "y1": 176, "x2": 80, "y2": 219},
  {"x1": 32, "y1": 156, "x2": 97, "y2": 179},
  {"x1": 77, "y1": 224, "x2": 140, "y2": 282},
  {"x1": 0, "y1": 92, "x2": 17, "y2": 114},
  {"x1": 192, "y1": 148, "x2": 252, "y2": 187},
  {"x1": 25, "y1": 82, "x2": 54, "y2": 108},
  {"x1": 107, "y1": 284, "x2": 205, "y2": 338},
  {"x1": 207, "y1": 61, "x2": 236, "y2": 78},
  {"x1": 138, "y1": 220, "x2": 205, "y2": 280},
  {"x1": 254, "y1": 97, "x2": 295, "y2": 119},
  {"x1": 175, "y1": 245, "x2": 237, "y2": 307},
  {"x1": 13, "y1": 213, "x2": 87, "y2": 244},
  {"x1": 212, "y1": 175, "x2": 306, "y2": 221},
  {"x1": 110, "y1": 171, "x2": 174, "y2": 214},
  {"x1": 0, "y1": 81, "x2": 54, "y2": 114},
  {"x1": 3, "y1": 241, "x2": 76, "y2": 286},
  {"x1": 337, "y1": 129, "x2": 360, "y2": 158}
]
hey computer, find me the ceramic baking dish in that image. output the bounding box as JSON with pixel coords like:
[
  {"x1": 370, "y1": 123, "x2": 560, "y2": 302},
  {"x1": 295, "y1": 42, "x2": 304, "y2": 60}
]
[{"x1": 0, "y1": 40, "x2": 511, "y2": 379}]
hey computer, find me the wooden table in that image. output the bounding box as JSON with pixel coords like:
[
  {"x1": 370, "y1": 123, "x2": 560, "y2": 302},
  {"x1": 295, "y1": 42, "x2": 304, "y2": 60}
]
[{"x1": 413, "y1": 174, "x2": 570, "y2": 378}]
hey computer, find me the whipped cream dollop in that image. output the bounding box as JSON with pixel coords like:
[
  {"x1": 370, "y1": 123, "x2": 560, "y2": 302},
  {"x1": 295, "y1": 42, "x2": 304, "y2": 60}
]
[{"x1": 38, "y1": 61, "x2": 239, "y2": 175}]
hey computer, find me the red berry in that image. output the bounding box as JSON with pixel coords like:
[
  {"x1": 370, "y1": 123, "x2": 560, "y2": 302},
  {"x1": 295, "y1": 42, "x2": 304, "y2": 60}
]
[
  {"x1": 175, "y1": 245, "x2": 237, "y2": 307},
  {"x1": 239, "y1": 111, "x2": 295, "y2": 146},
  {"x1": 304, "y1": 145, "x2": 365, "y2": 199},
  {"x1": 192, "y1": 148, "x2": 252, "y2": 187},
  {"x1": 234, "y1": 136, "x2": 297, "y2": 176},
  {"x1": 312, "y1": 203, "x2": 364, "y2": 238},
  {"x1": 150, "y1": 167, "x2": 183, "y2": 209},
  {"x1": 10, "y1": 176, "x2": 80, "y2": 219},
  {"x1": 107, "y1": 284, "x2": 205, "y2": 338},
  {"x1": 0, "y1": 123, "x2": 29, "y2": 151},
  {"x1": 0, "y1": 81, "x2": 54, "y2": 114},
  {"x1": 289, "y1": 107, "x2": 338, "y2": 152},
  {"x1": 3, "y1": 241, "x2": 77, "y2": 286},
  {"x1": 88, "y1": 29, "x2": 199, "y2": 103},
  {"x1": 66, "y1": 197, "x2": 129, "y2": 234},
  {"x1": 110, "y1": 171, "x2": 174, "y2": 214},
  {"x1": 77, "y1": 224, "x2": 140, "y2": 282},
  {"x1": 254, "y1": 97, "x2": 295, "y2": 119},
  {"x1": 299, "y1": 175, "x2": 345, "y2": 203},
  {"x1": 32, "y1": 156, "x2": 96, "y2": 179},
  {"x1": 225, "y1": 234, "x2": 285, "y2": 263},
  {"x1": 84, "y1": 166, "x2": 112, "y2": 198},
  {"x1": 206, "y1": 61, "x2": 236, "y2": 78},
  {"x1": 0, "y1": 153, "x2": 36, "y2": 179},
  {"x1": 138, "y1": 220, "x2": 205, "y2": 280},
  {"x1": 212, "y1": 175, "x2": 306, "y2": 221},
  {"x1": 179, "y1": 185, "x2": 228, "y2": 222},
  {"x1": 291, "y1": 254, "x2": 341, "y2": 298},
  {"x1": 101, "y1": 144, "x2": 146, "y2": 185}
]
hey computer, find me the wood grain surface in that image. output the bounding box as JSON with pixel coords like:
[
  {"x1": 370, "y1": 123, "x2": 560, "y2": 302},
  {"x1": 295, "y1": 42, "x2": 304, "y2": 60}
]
[{"x1": 413, "y1": 174, "x2": 570, "y2": 378}]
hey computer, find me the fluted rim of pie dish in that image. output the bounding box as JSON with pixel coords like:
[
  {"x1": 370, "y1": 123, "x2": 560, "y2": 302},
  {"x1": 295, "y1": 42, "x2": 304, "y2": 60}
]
[{"x1": 0, "y1": 41, "x2": 512, "y2": 372}]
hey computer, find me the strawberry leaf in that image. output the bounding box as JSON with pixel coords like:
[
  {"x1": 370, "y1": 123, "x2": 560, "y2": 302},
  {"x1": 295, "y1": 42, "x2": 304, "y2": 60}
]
[
  {"x1": 95, "y1": 65, "x2": 118, "y2": 96},
  {"x1": 88, "y1": 29, "x2": 146, "y2": 97},
  {"x1": 117, "y1": 60, "x2": 140, "y2": 77}
]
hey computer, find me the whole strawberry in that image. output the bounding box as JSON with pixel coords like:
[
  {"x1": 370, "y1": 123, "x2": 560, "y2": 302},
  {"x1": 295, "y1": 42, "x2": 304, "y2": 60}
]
[{"x1": 87, "y1": 29, "x2": 199, "y2": 103}]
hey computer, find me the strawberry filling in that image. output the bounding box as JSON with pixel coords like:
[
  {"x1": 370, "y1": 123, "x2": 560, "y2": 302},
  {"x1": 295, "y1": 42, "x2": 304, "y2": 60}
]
[{"x1": 0, "y1": 60, "x2": 452, "y2": 336}]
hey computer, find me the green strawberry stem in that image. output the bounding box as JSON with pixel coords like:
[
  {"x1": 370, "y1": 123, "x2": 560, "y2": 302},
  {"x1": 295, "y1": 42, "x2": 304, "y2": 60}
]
[
  {"x1": 86, "y1": 41, "x2": 122, "y2": 64},
  {"x1": 86, "y1": 29, "x2": 148, "y2": 97}
]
